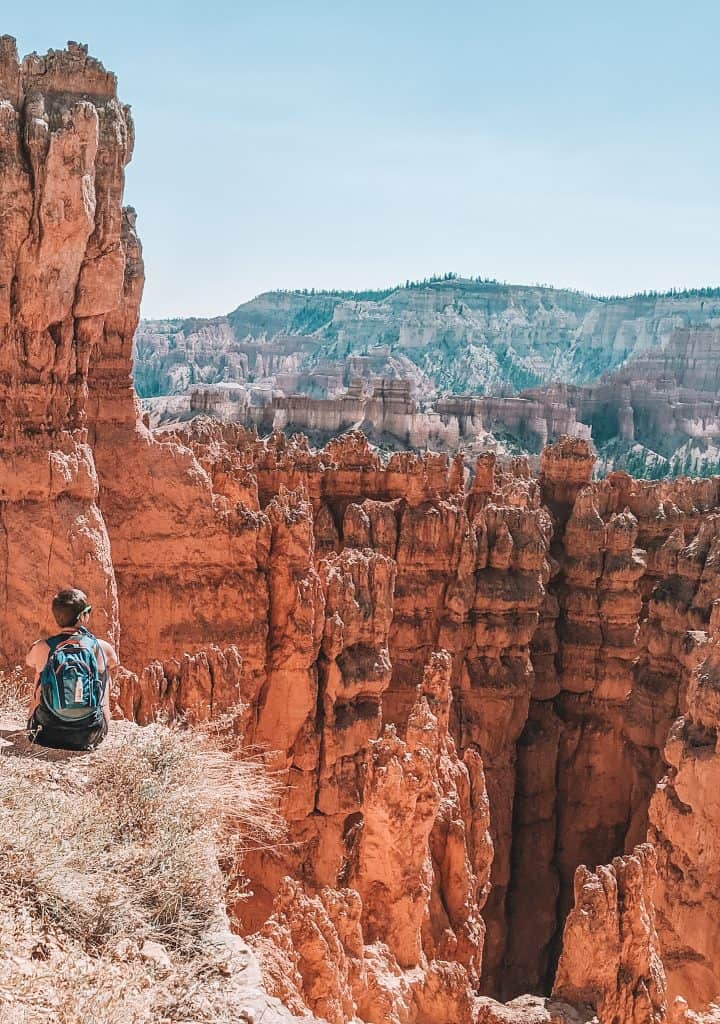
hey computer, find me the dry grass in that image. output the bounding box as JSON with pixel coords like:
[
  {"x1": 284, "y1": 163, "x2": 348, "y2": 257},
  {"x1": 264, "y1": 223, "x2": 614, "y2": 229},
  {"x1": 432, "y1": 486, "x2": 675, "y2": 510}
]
[
  {"x1": 0, "y1": 670, "x2": 285, "y2": 1023},
  {"x1": 0, "y1": 665, "x2": 33, "y2": 719}
]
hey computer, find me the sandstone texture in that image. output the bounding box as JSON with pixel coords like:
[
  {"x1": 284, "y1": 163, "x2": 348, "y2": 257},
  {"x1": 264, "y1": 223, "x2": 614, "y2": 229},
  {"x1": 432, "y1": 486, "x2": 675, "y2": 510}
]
[{"x1": 6, "y1": 35, "x2": 720, "y2": 1024}]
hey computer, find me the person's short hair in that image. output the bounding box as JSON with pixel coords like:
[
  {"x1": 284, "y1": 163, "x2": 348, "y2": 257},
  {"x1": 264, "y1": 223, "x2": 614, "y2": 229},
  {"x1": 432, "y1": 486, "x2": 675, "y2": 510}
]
[{"x1": 51, "y1": 588, "x2": 89, "y2": 627}]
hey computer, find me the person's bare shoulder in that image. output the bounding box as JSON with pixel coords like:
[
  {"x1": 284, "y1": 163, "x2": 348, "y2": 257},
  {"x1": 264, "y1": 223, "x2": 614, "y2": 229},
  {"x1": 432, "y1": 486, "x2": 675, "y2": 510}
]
[
  {"x1": 98, "y1": 639, "x2": 119, "y2": 669},
  {"x1": 25, "y1": 639, "x2": 49, "y2": 671}
]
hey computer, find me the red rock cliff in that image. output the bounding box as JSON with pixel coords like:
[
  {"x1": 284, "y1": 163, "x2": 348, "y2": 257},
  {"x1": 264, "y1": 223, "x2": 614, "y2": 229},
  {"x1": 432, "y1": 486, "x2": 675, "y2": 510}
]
[{"x1": 0, "y1": 38, "x2": 132, "y2": 661}]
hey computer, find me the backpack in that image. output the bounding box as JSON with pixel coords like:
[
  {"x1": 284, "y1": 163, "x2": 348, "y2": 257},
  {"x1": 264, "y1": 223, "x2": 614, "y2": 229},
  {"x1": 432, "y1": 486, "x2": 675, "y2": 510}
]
[{"x1": 38, "y1": 627, "x2": 108, "y2": 725}]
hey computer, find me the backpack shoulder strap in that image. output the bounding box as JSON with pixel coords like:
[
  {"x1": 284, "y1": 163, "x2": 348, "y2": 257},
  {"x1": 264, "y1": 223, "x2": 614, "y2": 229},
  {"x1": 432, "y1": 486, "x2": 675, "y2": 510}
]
[
  {"x1": 79, "y1": 628, "x2": 109, "y2": 687},
  {"x1": 44, "y1": 633, "x2": 75, "y2": 658},
  {"x1": 45, "y1": 634, "x2": 66, "y2": 652}
]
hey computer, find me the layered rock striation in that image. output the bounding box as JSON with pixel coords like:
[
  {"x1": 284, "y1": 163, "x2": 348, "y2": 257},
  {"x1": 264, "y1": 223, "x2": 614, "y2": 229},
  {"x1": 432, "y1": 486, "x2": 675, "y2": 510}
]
[
  {"x1": 137, "y1": 291, "x2": 720, "y2": 481},
  {"x1": 135, "y1": 283, "x2": 720, "y2": 403}
]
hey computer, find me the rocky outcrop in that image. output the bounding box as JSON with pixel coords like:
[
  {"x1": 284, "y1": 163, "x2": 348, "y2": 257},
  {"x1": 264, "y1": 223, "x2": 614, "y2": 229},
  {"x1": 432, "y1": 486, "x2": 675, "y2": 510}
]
[{"x1": 553, "y1": 844, "x2": 667, "y2": 1024}]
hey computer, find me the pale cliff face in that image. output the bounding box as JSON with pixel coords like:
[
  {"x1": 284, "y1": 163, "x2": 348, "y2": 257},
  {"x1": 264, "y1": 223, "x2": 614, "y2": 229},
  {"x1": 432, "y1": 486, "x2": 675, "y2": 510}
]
[
  {"x1": 135, "y1": 283, "x2": 720, "y2": 402},
  {"x1": 135, "y1": 287, "x2": 720, "y2": 480}
]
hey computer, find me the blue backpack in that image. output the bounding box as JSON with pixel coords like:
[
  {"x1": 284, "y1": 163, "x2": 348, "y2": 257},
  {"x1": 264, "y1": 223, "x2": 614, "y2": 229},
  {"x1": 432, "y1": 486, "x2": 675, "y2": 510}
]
[{"x1": 39, "y1": 628, "x2": 108, "y2": 724}]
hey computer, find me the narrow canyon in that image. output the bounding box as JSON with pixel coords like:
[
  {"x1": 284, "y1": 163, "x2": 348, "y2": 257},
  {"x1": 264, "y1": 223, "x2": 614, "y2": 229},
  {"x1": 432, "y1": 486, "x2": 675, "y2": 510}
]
[{"x1": 2, "y1": 37, "x2": 720, "y2": 1023}]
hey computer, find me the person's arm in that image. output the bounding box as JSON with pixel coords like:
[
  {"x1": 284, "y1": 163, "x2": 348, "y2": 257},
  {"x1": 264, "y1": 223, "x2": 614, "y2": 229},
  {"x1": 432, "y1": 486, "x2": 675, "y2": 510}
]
[
  {"x1": 98, "y1": 640, "x2": 118, "y2": 724},
  {"x1": 25, "y1": 641, "x2": 48, "y2": 712},
  {"x1": 25, "y1": 641, "x2": 44, "y2": 674},
  {"x1": 99, "y1": 641, "x2": 119, "y2": 670}
]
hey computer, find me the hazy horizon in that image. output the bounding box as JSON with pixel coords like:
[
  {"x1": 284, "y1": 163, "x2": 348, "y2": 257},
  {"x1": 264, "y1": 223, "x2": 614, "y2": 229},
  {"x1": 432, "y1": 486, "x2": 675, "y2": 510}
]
[{"x1": 10, "y1": 1, "x2": 720, "y2": 319}]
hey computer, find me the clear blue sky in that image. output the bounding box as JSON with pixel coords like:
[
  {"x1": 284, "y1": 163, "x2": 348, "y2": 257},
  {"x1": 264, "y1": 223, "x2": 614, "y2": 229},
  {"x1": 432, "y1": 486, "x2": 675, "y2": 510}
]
[{"x1": 10, "y1": 1, "x2": 720, "y2": 317}]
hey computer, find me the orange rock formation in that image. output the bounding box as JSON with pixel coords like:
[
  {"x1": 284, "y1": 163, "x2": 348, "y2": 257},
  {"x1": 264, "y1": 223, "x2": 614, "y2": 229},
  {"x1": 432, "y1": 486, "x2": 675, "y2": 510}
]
[
  {"x1": 553, "y1": 844, "x2": 667, "y2": 1024},
  {"x1": 4, "y1": 36, "x2": 720, "y2": 1024}
]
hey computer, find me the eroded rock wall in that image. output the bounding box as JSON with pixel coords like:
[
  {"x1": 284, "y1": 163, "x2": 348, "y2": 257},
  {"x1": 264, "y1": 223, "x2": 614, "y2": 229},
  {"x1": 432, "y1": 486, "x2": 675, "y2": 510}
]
[
  {"x1": 121, "y1": 412, "x2": 720, "y2": 1013},
  {"x1": 250, "y1": 652, "x2": 493, "y2": 1024}
]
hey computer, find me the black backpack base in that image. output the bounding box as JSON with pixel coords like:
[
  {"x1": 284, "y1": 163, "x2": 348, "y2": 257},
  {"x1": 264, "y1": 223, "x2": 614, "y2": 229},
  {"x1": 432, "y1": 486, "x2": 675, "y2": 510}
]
[{"x1": 29, "y1": 705, "x2": 107, "y2": 752}]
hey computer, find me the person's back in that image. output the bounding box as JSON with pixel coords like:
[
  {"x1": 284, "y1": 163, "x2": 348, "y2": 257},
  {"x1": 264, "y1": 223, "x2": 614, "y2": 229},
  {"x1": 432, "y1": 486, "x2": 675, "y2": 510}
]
[{"x1": 26, "y1": 588, "x2": 118, "y2": 751}]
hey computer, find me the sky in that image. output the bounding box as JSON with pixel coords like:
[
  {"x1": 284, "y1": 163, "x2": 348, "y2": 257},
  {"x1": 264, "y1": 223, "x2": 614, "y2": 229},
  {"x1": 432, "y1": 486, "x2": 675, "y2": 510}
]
[{"x1": 9, "y1": 1, "x2": 720, "y2": 318}]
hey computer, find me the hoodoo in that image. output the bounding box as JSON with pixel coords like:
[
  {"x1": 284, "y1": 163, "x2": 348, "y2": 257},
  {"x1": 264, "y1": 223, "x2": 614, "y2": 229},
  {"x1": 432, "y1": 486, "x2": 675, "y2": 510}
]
[{"x1": 3, "y1": 36, "x2": 720, "y2": 1024}]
